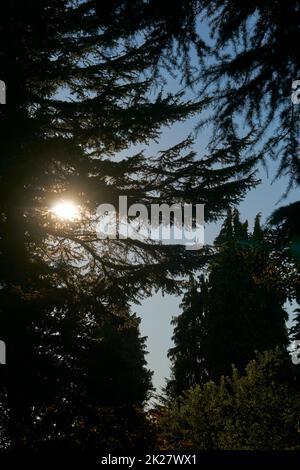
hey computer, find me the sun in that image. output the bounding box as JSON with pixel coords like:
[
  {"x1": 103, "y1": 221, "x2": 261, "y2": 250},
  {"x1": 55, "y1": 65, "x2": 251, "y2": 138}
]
[{"x1": 51, "y1": 201, "x2": 80, "y2": 221}]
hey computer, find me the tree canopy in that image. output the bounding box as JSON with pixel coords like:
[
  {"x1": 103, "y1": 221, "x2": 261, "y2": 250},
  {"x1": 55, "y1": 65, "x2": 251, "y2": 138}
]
[
  {"x1": 1, "y1": 0, "x2": 299, "y2": 451},
  {"x1": 0, "y1": 1, "x2": 260, "y2": 449},
  {"x1": 167, "y1": 210, "x2": 289, "y2": 394},
  {"x1": 160, "y1": 349, "x2": 300, "y2": 450},
  {"x1": 194, "y1": 0, "x2": 300, "y2": 190}
]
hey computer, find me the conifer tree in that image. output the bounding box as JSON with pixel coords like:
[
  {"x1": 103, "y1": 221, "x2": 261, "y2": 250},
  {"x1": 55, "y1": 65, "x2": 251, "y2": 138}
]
[
  {"x1": 0, "y1": 1, "x2": 258, "y2": 448},
  {"x1": 269, "y1": 202, "x2": 300, "y2": 353},
  {"x1": 168, "y1": 211, "x2": 288, "y2": 389},
  {"x1": 167, "y1": 275, "x2": 208, "y2": 397},
  {"x1": 205, "y1": 211, "x2": 288, "y2": 380},
  {"x1": 195, "y1": 0, "x2": 300, "y2": 189}
]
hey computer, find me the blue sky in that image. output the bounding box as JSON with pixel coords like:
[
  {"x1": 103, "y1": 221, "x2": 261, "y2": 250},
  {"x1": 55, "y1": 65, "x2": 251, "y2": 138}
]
[
  {"x1": 56, "y1": 23, "x2": 299, "y2": 395},
  {"x1": 132, "y1": 25, "x2": 300, "y2": 394},
  {"x1": 135, "y1": 116, "x2": 299, "y2": 394}
]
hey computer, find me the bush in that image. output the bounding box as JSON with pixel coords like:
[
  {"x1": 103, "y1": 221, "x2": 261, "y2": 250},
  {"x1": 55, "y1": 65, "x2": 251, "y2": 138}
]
[{"x1": 159, "y1": 349, "x2": 300, "y2": 450}]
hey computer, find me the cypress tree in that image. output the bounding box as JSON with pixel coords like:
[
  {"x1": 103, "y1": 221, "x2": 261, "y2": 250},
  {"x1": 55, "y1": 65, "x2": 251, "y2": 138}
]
[
  {"x1": 167, "y1": 275, "x2": 209, "y2": 397},
  {"x1": 168, "y1": 211, "x2": 288, "y2": 388},
  {"x1": 206, "y1": 211, "x2": 288, "y2": 380}
]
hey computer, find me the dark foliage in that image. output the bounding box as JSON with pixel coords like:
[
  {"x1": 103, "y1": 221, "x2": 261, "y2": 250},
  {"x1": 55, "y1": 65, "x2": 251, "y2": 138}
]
[
  {"x1": 167, "y1": 210, "x2": 289, "y2": 393},
  {"x1": 0, "y1": 1, "x2": 258, "y2": 448}
]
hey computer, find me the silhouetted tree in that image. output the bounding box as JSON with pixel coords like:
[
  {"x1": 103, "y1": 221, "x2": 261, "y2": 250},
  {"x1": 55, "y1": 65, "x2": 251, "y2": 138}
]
[
  {"x1": 168, "y1": 210, "x2": 289, "y2": 389},
  {"x1": 194, "y1": 0, "x2": 300, "y2": 189},
  {"x1": 0, "y1": 1, "x2": 258, "y2": 448},
  {"x1": 269, "y1": 202, "x2": 300, "y2": 262},
  {"x1": 205, "y1": 211, "x2": 288, "y2": 380},
  {"x1": 167, "y1": 275, "x2": 209, "y2": 396},
  {"x1": 269, "y1": 202, "x2": 300, "y2": 353}
]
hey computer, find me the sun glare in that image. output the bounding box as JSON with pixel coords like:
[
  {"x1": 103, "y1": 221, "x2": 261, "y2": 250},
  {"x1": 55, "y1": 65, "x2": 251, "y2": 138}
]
[{"x1": 51, "y1": 201, "x2": 80, "y2": 221}]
